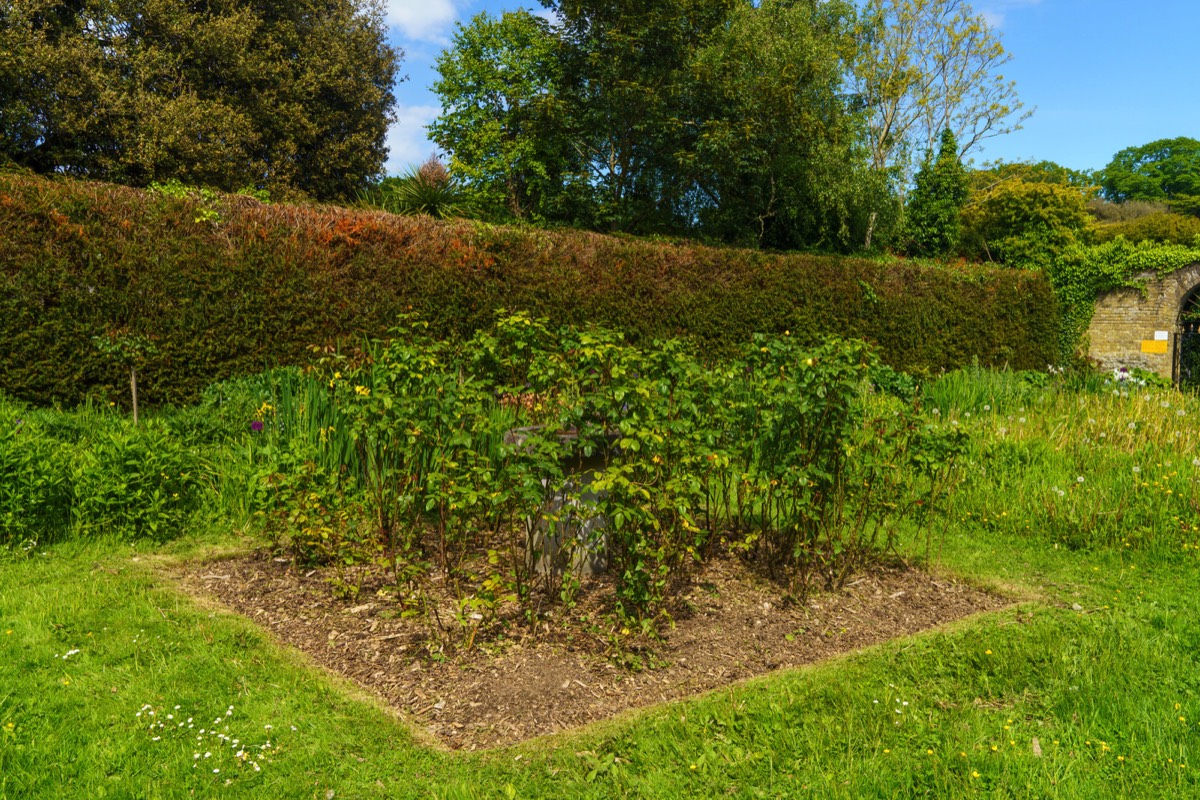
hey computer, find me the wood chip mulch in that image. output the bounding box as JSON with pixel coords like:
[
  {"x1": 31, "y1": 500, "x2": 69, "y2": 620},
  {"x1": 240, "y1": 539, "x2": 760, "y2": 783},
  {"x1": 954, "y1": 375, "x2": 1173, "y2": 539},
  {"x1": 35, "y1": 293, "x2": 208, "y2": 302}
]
[{"x1": 177, "y1": 552, "x2": 1008, "y2": 750}]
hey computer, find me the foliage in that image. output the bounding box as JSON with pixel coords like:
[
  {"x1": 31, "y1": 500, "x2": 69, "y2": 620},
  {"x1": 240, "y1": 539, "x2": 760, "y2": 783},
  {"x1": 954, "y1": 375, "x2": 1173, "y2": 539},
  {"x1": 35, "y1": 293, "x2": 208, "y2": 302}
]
[
  {"x1": 0, "y1": 172, "x2": 1059, "y2": 407},
  {"x1": 960, "y1": 178, "x2": 1093, "y2": 268},
  {"x1": 686, "y1": 0, "x2": 897, "y2": 251},
  {"x1": 1046, "y1": 238, "x2": 1200, "y2": 360},
  {"x1": 545, "y1": 0, "x2": 741, "y2": 234},
  {"x1": 904, "y1": 129, "x2": 969, "y2": 257},
  {"x1": 854, "y1": 0, "x2": 1031, "y2": 179},
  {"x1": 1087, "y1": 198, "x2": 1170, "y2": 223},
  {"x1": 429, "y1": 11, "x2": 584, "y2": 223},
  {"x1": 363, "y1": 158, "x2": 473, "y2": 220},
  {"x1": 1092, "y1": 212, "x2": 1200, "y2": 247},
  {"x1": 0, "y1": 0, "x2": 399, "y2": 201},
  {"x1": 249, "y1": 318, "x2": 964, "y2": 621},
  {"x1": 965, "y1": 160, "x2": 1096, "y2": 192},
  {"x1": 0, "y1": 396, "x2": 205, "y2": 547},
  {"x1": 1100, "y1": 137, "x2": 1200, "y2": 208},
  {"x1": 432, "y1": 0, "x2": 904, "y2": 250}
]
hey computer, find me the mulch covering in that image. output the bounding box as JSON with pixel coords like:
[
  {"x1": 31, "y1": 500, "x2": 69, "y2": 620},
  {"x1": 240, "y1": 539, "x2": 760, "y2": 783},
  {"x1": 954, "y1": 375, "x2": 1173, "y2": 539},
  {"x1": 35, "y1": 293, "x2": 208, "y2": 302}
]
[{"x1": 178, "y1": 553, "x2": 1009, "y2": 750}]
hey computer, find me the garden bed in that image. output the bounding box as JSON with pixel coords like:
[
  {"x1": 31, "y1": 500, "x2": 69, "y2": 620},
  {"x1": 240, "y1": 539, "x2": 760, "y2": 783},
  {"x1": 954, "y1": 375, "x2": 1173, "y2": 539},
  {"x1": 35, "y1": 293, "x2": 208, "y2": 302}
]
[{"x1": 178, "y1": 552, "x2": 1009, "y2": 750}]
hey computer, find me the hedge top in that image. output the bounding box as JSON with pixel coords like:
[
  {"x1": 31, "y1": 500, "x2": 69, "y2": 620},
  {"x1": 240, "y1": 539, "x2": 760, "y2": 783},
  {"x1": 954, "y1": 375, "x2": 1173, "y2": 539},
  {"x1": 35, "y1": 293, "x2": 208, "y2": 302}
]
[{"x1": 0, "y1": 172, "x2": 1059, "y2": 407}]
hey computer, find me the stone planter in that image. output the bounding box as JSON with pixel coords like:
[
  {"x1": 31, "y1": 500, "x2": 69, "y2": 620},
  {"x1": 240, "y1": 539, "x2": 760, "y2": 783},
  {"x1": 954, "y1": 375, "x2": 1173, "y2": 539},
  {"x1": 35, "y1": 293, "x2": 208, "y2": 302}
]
[{"x1": 504, "y1": 426, "x2": 613, "y2": 577}]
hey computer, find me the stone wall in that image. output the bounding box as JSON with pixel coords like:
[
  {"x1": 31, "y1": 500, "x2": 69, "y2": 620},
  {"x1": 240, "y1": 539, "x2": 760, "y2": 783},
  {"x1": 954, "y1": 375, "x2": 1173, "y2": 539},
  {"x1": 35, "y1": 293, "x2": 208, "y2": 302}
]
[{"x1": 1087, "y1": 262, "x2": 1200, "y2": 380}]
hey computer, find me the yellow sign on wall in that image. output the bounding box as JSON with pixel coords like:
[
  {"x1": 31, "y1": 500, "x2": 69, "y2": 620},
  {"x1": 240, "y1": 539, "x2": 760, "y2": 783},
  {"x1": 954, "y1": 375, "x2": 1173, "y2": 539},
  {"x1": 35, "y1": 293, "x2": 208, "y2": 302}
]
[{"x1": 1141, "y1": 340, "x2": 1169, "y2": 354}]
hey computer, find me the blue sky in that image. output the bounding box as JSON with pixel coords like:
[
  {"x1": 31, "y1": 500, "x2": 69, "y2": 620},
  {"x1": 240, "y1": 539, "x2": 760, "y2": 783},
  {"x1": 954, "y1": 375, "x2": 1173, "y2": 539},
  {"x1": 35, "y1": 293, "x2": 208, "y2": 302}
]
[{"x1": 383, "y1": 0, "x2": 1200, "y2": 176}]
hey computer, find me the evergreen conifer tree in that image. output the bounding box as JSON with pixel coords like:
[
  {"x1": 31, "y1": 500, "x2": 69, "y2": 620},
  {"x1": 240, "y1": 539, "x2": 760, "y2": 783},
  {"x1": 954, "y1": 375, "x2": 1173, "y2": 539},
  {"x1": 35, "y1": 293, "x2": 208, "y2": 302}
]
[{"x1": 905, "y1": 128, "x2": 969, "y2": 256}]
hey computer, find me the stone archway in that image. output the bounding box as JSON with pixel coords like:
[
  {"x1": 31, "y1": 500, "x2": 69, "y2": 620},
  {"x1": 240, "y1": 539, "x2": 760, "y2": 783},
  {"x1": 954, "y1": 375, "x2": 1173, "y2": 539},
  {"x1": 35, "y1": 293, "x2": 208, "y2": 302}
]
[
  {"x1": 1177, "y1": 284, "x2": 1200, "y2": 389},
  {"x1": 1088, "y1": 261, "x2": 1200, "y2": 383}
]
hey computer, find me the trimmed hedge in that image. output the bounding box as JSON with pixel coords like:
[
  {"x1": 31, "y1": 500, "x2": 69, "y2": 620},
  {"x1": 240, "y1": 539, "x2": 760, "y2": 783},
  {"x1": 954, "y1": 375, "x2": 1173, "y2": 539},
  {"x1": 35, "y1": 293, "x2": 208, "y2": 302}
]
[{"x1": 0, "y1": 173, "x2": 1060, "y2": 407}]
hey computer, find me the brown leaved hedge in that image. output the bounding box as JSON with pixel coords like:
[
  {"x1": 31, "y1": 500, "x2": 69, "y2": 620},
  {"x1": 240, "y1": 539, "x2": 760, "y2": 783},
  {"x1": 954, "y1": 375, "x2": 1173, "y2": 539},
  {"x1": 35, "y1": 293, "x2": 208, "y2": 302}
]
[{"x1": 0, "y1": 172, "x2": 1059, "y2": 407}]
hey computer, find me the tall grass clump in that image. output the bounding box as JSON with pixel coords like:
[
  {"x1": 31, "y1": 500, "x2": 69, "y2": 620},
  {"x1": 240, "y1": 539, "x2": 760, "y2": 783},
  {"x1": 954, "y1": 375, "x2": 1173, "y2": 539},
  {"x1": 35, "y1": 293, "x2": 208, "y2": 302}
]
[{"x1": 926, "y1": 367, "x2": 1200, "y2": 554}]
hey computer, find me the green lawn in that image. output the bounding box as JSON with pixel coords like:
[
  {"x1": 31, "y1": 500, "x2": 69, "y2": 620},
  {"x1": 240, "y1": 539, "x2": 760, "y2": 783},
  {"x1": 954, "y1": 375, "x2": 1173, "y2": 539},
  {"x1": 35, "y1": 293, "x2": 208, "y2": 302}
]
[
  {"x1": 3, "y1": 524, "x2": 1198, "y2": 798},
  {"x1": 6, "y1": 370, "x2": 1200, "y2": 798}
]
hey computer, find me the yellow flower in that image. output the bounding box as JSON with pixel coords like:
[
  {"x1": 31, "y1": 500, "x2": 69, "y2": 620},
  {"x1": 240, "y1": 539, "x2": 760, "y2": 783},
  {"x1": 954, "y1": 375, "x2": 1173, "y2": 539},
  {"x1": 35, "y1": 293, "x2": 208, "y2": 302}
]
[
  {"x1": 971, "y1": 771, "x2": 981, "y2": 779},
  {"x1": 926, "y1": 749, "x2": 934, "y2": 755},
  {"x1": 985, "y1": 649, "x2": 993, "y2": 655},
  {"x1": 355, "y1": 385, "x2": 371, "y2": 397}
]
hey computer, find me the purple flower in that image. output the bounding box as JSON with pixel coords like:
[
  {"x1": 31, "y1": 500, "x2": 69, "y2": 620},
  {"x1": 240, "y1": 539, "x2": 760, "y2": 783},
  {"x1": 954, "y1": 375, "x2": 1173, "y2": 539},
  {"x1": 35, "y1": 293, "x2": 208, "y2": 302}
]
[{"x1": 250, "y1": 420, "x2": 264, "y2": 432}]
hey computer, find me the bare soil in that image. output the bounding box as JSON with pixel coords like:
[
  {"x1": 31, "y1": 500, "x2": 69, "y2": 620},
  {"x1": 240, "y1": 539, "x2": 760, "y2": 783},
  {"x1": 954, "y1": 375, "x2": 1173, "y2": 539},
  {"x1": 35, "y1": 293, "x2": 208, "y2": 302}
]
[{"x1": 178, "y1": 552, "x2": 1008, "y2": 750}]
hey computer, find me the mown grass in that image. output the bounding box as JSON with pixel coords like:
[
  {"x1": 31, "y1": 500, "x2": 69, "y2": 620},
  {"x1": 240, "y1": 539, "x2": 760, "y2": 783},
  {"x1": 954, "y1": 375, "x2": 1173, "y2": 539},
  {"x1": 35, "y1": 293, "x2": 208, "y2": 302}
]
[{"x1": 3, "y1": 371, "x2": 1200, "y2": 798}]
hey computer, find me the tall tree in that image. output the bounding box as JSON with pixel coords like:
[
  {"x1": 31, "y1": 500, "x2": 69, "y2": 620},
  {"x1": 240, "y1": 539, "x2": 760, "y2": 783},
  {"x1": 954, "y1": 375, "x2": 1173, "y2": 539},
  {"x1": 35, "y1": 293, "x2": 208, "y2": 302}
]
[
  {"x1": 854, "y1": 0, "x2": 1030, "y2": 180},
  {"x1": 1100, "y1": 137, "x2": 1200, "y2": 206},
  {"x1": 904, "y1": 128, "x2": 968, "y2": 256},
  {"x1": 544, "y1": 0, "x2": 740, "y2": 233},
  {"x1": 429, "y1": 11, "x2": 584, "y2": 223},
  {"x1": 0, "y1": 0, "x2": 400, "y2": 200},
  {"x1": 687, "y1": 0, "x2": 892, "y2": 250}
]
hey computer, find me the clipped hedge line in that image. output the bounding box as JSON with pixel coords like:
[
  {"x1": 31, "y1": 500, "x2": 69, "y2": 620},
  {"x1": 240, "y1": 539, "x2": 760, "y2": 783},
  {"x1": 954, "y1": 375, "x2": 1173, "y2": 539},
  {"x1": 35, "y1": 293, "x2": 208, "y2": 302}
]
[{"x1": 0, "y1": 172, "x2": 1059, "y2": 407}]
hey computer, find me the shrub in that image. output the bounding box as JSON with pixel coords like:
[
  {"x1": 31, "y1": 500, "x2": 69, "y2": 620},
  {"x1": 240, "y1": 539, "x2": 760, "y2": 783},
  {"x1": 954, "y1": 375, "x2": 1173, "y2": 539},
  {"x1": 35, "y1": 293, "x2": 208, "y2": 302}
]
[
  {"x1": 260, "y1": 317, "x2": 968, "y2": 623},
  {"x1": 0, "y1": 173, "x2": 1059, "y2": 408},
  {"x1": 1091, "y1": 212, "x2": 1200, "y2": 246},
  {"x1": 0, "y1": 399, "x2": 72, "y2": 548},
  {"x1": 0, "y1": 396, "x2": 208, "y2": 545}
]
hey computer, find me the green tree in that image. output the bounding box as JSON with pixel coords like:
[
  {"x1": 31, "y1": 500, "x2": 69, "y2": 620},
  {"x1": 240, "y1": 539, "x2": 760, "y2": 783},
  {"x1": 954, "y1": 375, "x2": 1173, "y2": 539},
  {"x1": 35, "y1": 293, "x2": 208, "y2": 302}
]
[
  {"x1": 430, "y1": 11, "x2": 585, "y2": 223},
  {"x1": 960, "y1": 177, "x2": 1092, "y2": 268},
  {"x1": 904, "y1": 128, "x2": 968, "y2": 256},
  {"x1": 545, "y1": 0, "x2": 740, "y2": 233},
  {"x1": 687, "y1": 0, "x2": 894, "y2": 251},
  {"x1": 1100, "y1": 137, "x2": 1200, "y2": 210},
  {"x1": 967, "y1": 159, "x2": 1095, "y2": 193},
  {"x1": 854, "y1": 0, "x2": 1031, "y2": 180},
  {"x1": 0, "y1": 0, "x2": 399, "y2": 200}
]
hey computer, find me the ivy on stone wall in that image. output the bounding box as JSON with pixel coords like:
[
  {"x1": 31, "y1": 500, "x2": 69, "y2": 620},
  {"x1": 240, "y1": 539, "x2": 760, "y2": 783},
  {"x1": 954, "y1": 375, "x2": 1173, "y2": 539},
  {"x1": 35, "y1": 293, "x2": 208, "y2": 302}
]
[{"x1": 1047, "y1": 237, "x2": 1200, "y2": 361}]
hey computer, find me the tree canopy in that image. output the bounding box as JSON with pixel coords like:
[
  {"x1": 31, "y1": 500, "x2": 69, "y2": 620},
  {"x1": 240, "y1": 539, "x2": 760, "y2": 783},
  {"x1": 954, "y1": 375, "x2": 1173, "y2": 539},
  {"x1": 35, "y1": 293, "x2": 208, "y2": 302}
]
[
  {"x1": 0, "y1": 0, "x2": 400, "y2": 200},
  {"x1": 854, "y1": 0, "x2": 1030, "y2": 180},
  {"x1": 430, "y1": 1, "x2": 891, "y2": 249},
  {"x1": 1100, "y1": 137, "x2": 1200, "y2": 209}
]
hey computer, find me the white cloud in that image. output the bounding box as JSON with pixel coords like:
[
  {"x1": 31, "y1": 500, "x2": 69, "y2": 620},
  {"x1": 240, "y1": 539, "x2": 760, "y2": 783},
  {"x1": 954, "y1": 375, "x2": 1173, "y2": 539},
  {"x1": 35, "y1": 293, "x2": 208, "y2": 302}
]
[
  {"x1": 386, "y1": 0, "x2": 461, "y2": 43},
  {"x1": 980, "y1": 9, "x2": 1005, "y2": 28},
  {"x1": 977, "y1": 0, "x2": 1042, "y2": 29},
  {"x1": 386, "y1": 104, "x2": 442, "y2": 175}
]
